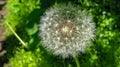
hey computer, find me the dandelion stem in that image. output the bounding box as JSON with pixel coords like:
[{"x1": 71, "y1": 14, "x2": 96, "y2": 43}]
[
  {"x1": 74, "y1": 56, "x2": 80, "y2": 67},
  {"x1": 5, "y1": 22, "x2": 26, "y2": 47}
]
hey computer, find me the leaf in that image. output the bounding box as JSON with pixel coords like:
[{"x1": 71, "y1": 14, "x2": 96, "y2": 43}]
[{"x1": 25, "y1": 23, "x2": 38, "y2": 35}]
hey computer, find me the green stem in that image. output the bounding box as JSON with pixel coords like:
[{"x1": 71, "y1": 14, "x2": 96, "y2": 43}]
[
  {"x1": 74, "y1": 56, "x2": 80, "y2": 67},
  {"x1": 5, "y1": 22, "x2": 26, "y2": 47}
]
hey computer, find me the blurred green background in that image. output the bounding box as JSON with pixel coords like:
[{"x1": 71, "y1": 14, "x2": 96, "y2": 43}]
[{"x1": 1, "y1": 0, "x2": 120, "y2": 67}]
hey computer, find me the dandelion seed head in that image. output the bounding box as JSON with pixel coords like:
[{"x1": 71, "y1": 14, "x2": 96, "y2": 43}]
[{"x1": 39, "y1": 3, "x2": 95, "y2": 58}]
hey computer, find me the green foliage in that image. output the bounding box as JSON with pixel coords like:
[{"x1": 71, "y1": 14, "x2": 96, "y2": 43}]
[
  {"x1": 10, "y1": 49, "x2": 41, "y2": 67},
  {"x1": 4, "y1": 0, "x2": 40, "y2": 33},
  {"x1": 10, "y1": 48, "x2": 52, "y2": 67},
  {"x1": 78, "y1": 0, "x2": 120, "y2": 67},
  {"x1": 3, "y1": 0, "x2": 120, "y2": 67},
  {"x1": 3, "y1": 0, "x2": 41, "y2": 57}
]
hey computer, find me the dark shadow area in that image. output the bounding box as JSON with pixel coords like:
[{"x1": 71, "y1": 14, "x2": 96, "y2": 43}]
[
  {"x1": 0, "y1": 36, "x2": 21, "y2": 67},
  {"x1": 40, "y1": 0, "x2": 79, "y2": 11}
]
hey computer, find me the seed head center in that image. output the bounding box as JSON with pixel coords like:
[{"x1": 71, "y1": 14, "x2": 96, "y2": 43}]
[
  {"x1": 57, "y1": 22, "x2": 75, "y2": 38},
  {"x1": 62, "y1": 26, "x2": 70, "y2": 33}
]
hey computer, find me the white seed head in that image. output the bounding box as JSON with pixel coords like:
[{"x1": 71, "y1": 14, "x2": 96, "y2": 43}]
[{"x1": 39, "y1": 3, "x2": 95, "y2": 58}]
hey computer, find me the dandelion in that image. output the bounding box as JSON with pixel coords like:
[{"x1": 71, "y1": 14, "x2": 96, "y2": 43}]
[{"x1": 39, "y1": 3, "x2": 95, "y2": 58}]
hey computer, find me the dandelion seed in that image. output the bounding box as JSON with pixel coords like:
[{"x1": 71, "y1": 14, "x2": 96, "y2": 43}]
[
  {"x1": 65, "y1": 37, "x2": 68, "y2": 40},
  {"x1": 57, "y1": 37, "x2": 60, "y2": 41},
  {"x1": 67, "y1": 20, "x2": 71, "y2": 23},
  {"x1": 55, "y1": 30, "x2": 58, "y2": 34},
  {"x1": 71, "y1": 37, "x2": 75, "y2": 40}
]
